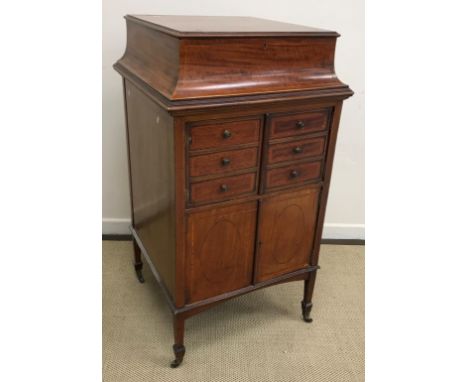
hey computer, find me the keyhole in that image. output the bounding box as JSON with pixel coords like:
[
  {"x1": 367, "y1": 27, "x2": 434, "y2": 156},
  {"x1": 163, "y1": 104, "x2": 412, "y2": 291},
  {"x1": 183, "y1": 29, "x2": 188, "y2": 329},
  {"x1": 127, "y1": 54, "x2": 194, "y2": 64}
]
[{"x1": 263, "y1": 41, "x2": 267, "y2": 50}]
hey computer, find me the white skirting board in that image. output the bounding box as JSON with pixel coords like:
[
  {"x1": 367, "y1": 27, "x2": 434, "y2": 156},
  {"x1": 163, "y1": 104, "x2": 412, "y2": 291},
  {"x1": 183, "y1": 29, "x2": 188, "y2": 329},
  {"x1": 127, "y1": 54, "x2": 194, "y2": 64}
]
[
  {"x1": 320, "y1": 223, "x2": 365, "y2": 240},
  {"x1": 102, "y1": 218, "x2": 132, "y2": 235},
  {"x1": 102, "y1": 218, "x2": 365, "y2": 240}
]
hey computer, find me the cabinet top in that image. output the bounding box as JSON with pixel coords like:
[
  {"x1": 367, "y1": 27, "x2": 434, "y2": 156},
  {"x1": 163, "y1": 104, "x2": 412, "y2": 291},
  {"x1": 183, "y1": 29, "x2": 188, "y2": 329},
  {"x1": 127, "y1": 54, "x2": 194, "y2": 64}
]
[
  {"x1": 126, "y1": 15, "x2": 338, "y2": 37},
  {"x1": 114, "y1": 15, "x2": 352, "y2": 110}
]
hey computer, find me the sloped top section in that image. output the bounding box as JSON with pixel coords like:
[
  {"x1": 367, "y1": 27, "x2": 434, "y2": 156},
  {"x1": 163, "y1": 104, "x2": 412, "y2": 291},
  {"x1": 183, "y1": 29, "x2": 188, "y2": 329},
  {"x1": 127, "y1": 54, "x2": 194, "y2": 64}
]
[
  {"x1": 114, "y1": 16, "x2": 352, "y2": 106},
  {"x1": 126, "y1": 15, "x2": 339, "y2": 37}
]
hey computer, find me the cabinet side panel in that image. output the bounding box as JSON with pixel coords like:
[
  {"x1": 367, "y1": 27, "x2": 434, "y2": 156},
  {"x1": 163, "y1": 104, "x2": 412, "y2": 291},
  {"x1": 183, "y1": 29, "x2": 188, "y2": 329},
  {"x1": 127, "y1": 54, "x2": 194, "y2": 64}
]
[
  {"x1": 125, "y1": 80, "x2": 176, "y2": 299},
  {"x1": 310, "y1": 102, "x2": 343, "y2": 266}
]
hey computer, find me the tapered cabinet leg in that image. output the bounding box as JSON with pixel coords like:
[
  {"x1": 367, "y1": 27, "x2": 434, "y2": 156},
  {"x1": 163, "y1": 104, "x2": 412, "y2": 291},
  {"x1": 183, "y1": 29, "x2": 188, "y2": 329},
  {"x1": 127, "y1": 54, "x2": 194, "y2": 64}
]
[
  {"x1": 132, "y1": 238, "x2": 145, "y2": 283},
  {"x1": 301, "y1": 271, "x2": 317, "y2": 323},
  {"x1": 170, "y1": 315, "x2": 186, "y2": 368}
]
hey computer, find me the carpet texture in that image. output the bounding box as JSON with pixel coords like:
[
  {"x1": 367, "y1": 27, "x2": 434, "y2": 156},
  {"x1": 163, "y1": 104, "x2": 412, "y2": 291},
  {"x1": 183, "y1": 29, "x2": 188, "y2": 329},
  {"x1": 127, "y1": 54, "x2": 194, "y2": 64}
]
[{"x1": 103, "y1": 241, "x2": 364, "y2": 382}]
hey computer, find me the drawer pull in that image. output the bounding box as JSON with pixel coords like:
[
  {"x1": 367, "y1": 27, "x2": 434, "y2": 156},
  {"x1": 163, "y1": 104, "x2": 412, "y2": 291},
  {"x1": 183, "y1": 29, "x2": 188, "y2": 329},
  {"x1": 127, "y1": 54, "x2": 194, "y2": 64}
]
[
  {"x1": 222, "y1": 130, "x2": 232, "y2": 139},
  {"x1": 296, "y1": 121, "x2": 305, "y2": 129},
  {"x1": 292, "y1": 146, "x2": 303, "y2": 154},
  {"x1": 290, "y1": 170, "x2": 300, "y2": 178},
  {"x1": 221, "y1": 158, "x2": 231, "y2": 166},
  {"x1": 220, "y1": 184, "x2": 229, "y2": 192}
]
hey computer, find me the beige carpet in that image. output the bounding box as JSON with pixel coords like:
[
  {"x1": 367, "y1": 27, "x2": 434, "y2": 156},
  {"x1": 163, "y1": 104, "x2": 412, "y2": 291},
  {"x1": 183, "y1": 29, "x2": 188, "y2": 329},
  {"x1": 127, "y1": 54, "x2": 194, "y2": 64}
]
[{"x1": 103, "y1": 241, "x2": 364, "y2": 382}]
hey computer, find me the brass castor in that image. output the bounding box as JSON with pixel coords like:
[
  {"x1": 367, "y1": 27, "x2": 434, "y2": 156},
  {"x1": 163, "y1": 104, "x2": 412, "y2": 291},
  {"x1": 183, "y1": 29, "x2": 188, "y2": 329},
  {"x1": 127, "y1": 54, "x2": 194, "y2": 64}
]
[
  {"x1": 134, "y1": 263, "x2": 145, "y2": 283},
  {"x1": 170, "y1": 344, "x2": 185, "y2": 368},
  {"x1": 301, "y1": 301, "x2": 313, "y2": 323}
]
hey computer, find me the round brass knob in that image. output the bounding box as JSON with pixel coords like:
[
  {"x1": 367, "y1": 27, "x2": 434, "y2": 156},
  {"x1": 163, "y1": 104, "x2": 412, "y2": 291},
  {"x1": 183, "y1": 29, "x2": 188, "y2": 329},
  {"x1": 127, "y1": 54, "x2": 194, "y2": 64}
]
[
  {"x1": 222, "y1": 130, "x2": 232, "y2": 139},
  {"x1": 296, "y1": 121, "x2": 305, "y2": 129},
  {"x1": 290, "y1": 170, "x2": 300, "y2": 178},
  {"x1": 221, "y1": 158, "x2": 231, "y2": 166},
  {"x1": 293, "y1": 146, "x2": 303, "y2": 154},
  {"x1": 220, "y1": 184, "x2": 229, "y2": 192}
]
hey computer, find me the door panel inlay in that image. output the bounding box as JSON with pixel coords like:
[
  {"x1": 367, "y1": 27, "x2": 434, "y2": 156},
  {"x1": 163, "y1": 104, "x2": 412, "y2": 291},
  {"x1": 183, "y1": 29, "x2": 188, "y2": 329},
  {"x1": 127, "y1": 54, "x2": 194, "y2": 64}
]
[
  {"x1": 255, "y1": 188, "x2": 320, "y2": 282},
  {"x1": 187, "y1": 201, "x2": 257, "y2": 303},
  {"x1": 199, "y1": 219, "x2": 242, "y2": 283},
  {"x1": 271, "y1": 204, "x2": 306, "y2": 264}
]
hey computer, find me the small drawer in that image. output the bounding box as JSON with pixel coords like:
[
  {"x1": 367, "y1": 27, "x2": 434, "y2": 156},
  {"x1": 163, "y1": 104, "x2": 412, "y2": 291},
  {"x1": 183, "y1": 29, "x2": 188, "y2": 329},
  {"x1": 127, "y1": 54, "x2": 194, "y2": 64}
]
[
  {"x1": 264, "y1": 161, "x2": 322, "y2": 190},
  {"x1": 267, "y1": 136, "x2": 326, "y2": 165},
  {"x1": 190, "y1": 172, "x2": 257, "y2": 204},
  {"x1": 269, "y1": 110, "x2": 329, "y2": 139},
  {"x1": 190, "y1": 147, "x2": 258, "y2": 178},
  {"x1": 189, "y1": 119, "x2": 261, "y2": 151}
]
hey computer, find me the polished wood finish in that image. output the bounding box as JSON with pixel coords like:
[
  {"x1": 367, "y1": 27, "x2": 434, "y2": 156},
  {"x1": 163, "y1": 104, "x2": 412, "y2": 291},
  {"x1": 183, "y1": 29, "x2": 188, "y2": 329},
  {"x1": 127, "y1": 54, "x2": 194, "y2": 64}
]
[
  {"x1": 189, "y1": 147, "x2": 258, "y2": 177},
  {"x1": 264, "y1": 160, "x2": 322, "y2": 191},
  {"x1": 128, "y1": 15, "x2": 338, "y2": 37},
  {"x1": 114, "y1": 15, "x2": 353, "y2": 367},
  {"x1": 266, "y1": 136, "x2": 326, "y2": 164},
  {"x1": 114, "y1": 16, "x2": 350, "y2": 102},
  {"x1": 124, "y1": 80, "x2": 177, "y2": 297},
  {"x1": 189, "y1": 172, "x2": 257, "y2": 204},
  {"x1": 186, "y1": 201, "x2": 257, "y2": 303},
  {"x1": 173, "y1": 37, "x2": 341, "y2": 99},
  {"x1": 268, "y1": 109, "x2": 330, "y2": 139},
  {"x1": 174, "y1": 118, "x2": 187, "y2": 308},
  {"x1": 255, "y1": 188, "x2": 320, "y2": 282},
  {"x1": 120, "y1": 22, "x2": 180, "y2": 100},
  {"x1": 188, "y1": 118, "x2": 261, "y2": 150}
]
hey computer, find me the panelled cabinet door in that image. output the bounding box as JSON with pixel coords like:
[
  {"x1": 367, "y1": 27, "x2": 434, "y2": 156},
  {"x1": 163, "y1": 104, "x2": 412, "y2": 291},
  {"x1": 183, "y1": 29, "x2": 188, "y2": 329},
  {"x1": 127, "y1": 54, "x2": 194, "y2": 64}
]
[
  {"x1": 255, "y1": 188, "x2": 320, "y2": 283},
  {"x1": 186, "y1": 201, "x2": 257, "y2": 303}
]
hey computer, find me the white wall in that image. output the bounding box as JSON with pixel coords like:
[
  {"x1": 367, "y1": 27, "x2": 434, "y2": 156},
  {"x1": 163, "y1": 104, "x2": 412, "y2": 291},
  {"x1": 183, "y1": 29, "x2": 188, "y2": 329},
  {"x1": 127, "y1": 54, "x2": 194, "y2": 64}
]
[{"x1": 102, "y1": 0, "x2": 364, "y2": 239}]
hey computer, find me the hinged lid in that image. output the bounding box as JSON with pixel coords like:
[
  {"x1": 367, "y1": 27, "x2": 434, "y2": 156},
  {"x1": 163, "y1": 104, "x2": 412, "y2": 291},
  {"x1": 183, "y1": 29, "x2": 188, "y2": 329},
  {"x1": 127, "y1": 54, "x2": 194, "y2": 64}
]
[
  {"x1": 114, "y1": 15, "x2": 352, "y2": 109},
  {"x1": 126, "y1": 15, "x2": 339, "y2": 37}
]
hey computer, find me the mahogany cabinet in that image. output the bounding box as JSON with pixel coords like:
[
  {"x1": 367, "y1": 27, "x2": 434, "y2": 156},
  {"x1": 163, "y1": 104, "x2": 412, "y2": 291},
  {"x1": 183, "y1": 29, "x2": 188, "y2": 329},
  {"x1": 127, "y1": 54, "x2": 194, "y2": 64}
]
[{"x1": 114, "y1": 15, "x2": 353, "y2": 367}]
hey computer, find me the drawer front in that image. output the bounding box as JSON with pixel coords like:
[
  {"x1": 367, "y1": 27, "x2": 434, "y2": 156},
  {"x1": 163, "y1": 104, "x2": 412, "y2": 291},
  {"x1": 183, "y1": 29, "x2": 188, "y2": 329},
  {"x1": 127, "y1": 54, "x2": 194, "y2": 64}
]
[
  {"x1": 189, "y1": 119, "x2": 261, "y2": 150},
  {"x1": 189, "y1": 147, "x2": 258, "y2": 178},
  {"x1": 265, "y1": 161, "x2": 322, "y2": 190},
  {"x1": 190, "y1": 172, "x2": 256, "y2": 204},
  {"x1": 267, "y1": 136, "x2": 326, "y2": 165},
  {"x1": 269, "y1": 110, "x2": 329, "y2": 139}
]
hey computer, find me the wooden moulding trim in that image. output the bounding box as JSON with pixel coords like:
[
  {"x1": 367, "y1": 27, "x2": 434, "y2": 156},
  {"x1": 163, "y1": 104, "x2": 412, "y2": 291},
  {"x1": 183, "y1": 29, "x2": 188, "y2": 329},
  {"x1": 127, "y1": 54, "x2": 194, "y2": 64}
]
[
  {"x1": 124, "y1": 15, "x2": 340, "y2": 38},
  {"x1": 113, "y1": 62, "x2": 353, "y2": 113},
  {"x1": 176, "y1": 266, "x2": 320, "y2": 315}
]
